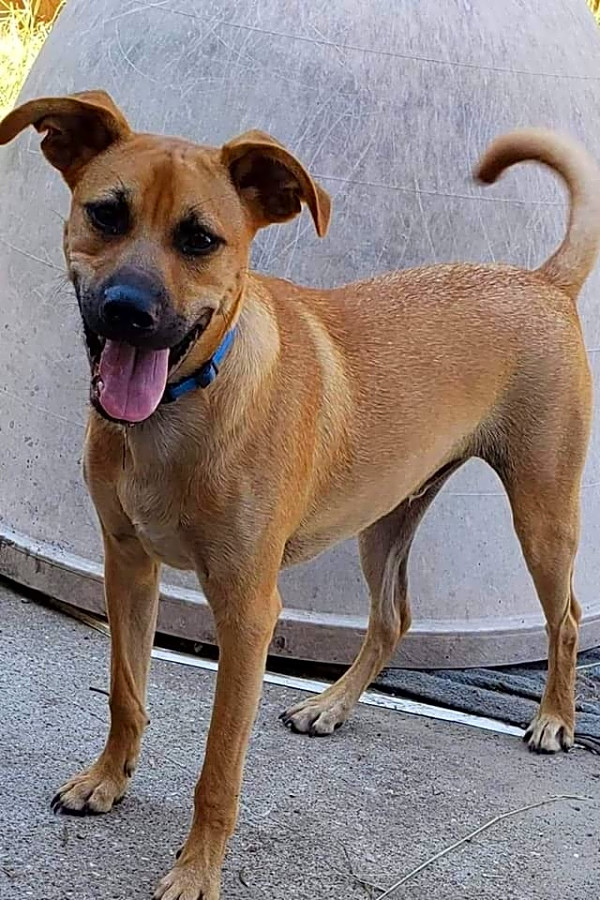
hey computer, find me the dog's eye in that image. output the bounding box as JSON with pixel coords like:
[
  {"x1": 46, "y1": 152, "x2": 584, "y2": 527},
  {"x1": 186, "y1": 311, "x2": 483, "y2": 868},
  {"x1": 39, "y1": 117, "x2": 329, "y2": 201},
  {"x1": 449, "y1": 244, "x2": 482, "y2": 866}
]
[
  {"x1": 174, "y1": 218, "x2": 222, "y2": 257},
  {"x1": 85, "y1": 200, "x2": 130, "y2": 237}
]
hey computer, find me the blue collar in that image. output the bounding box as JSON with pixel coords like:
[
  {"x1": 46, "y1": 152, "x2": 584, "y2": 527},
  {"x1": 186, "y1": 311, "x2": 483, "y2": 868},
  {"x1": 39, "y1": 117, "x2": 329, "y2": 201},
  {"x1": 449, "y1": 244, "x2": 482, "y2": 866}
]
[{"x1": 161, "y1": 327, "x2": 237, "y2": 404}]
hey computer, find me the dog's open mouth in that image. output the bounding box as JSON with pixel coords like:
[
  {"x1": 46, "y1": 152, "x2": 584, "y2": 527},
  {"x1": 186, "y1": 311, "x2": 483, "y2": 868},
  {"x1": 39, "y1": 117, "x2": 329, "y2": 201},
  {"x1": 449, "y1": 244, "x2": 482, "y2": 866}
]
[{"x1": 86, "y1": 320, "x2": 205, "y2": 425}]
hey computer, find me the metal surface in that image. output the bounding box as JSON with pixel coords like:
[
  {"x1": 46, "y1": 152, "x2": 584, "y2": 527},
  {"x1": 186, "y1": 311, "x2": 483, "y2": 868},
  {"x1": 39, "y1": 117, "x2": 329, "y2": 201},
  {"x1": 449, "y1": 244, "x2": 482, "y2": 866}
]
[{"x1": 1, "y1": 0, "x2": 600, "y2": 667}]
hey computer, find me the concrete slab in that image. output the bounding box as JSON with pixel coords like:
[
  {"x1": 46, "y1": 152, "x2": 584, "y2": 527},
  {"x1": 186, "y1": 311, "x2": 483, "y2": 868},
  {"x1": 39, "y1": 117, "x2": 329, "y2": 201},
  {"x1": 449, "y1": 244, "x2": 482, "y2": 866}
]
[{"x1": 1, "y1": 581, "x2": 599, "y2": 900}]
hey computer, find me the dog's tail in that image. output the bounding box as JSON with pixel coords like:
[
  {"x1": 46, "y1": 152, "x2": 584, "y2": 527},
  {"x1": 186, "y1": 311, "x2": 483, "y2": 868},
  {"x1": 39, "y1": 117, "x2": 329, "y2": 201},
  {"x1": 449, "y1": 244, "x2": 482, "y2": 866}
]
[{"x1": 475, "y1": 128, "x2": 600, "y2": 301}]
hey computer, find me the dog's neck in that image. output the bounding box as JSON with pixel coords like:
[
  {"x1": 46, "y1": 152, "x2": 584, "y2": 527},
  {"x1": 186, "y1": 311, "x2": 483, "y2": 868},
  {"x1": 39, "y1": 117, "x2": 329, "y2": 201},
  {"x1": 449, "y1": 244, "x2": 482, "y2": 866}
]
[{"x1": 161, "y1": 327, "x2": 238, "y2": 405}]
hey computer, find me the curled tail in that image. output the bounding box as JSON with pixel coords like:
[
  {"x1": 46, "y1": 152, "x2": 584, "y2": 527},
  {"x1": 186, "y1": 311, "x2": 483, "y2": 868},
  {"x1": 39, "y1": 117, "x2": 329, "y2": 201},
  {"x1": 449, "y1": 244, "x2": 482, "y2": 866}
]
[{"x1": 475, "y1": 128, "x2": 600, "y2": 301}]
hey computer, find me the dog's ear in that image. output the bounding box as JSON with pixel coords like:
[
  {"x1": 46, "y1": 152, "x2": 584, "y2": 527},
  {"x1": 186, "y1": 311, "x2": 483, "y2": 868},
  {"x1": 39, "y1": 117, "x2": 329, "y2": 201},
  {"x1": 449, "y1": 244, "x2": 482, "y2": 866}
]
[
  {"x1": 222, "y1": 130, "x2": 331, "y2": 237},
  {"x1": 0, "y1": 90, "x2": 131, "y2": 187}
]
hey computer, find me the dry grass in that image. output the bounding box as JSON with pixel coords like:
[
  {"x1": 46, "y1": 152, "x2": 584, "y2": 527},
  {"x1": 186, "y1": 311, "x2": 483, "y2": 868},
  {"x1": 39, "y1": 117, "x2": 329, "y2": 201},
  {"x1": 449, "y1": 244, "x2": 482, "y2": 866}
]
[
  {"x1": 589, "y1": 0, "x2": 600, "y2": 23},
  {"x1": 0, "y1": 0, "x2": 63, "y2": 121}
]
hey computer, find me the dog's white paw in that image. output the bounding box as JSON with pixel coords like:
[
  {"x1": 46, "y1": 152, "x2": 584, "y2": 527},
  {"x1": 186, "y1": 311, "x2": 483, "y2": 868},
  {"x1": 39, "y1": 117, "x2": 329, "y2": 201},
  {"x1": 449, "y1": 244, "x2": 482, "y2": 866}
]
[
  {"x1": 153, "y1": 860, "x2": 220, "y2": 900},
  {"x1": 524, "y1": 711, "x2": 574, "y2": 754},
  {"x1": 51, "y1": 763, "x2": 129, "y2": 815},
  {"x1": 280, "y1": 692, "x2": 350, "y2": 736}
]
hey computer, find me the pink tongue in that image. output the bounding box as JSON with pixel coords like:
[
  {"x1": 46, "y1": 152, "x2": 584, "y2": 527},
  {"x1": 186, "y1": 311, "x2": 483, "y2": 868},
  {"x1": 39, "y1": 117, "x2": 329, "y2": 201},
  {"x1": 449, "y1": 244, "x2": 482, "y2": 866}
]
[{"x1": 97, "y1": 340, "x2": 170, "y2": 423}]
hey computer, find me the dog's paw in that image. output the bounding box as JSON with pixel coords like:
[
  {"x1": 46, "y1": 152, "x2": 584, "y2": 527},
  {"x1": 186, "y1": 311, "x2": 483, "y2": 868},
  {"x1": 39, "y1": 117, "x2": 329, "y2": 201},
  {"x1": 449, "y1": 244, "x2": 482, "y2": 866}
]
[
  {"x1": 279, "y1": 692, "x2": 349, "y2": 736},
  {"x1": 153, "y1": 861, "x2": 220, "y2": 900},
  {"x1": 51, "y1": 764, "x2": 129, "y2": 815},
  {"x1": 524, "y1": 712, "x2": 574, "y2": 754}
]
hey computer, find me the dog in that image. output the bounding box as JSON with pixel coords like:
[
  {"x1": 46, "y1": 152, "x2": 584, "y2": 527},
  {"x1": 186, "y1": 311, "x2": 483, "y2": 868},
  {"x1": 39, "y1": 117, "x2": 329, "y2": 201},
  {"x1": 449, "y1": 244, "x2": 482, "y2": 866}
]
[{"x1": 1, "y1": 90, "x2": 598, "y2": 900}]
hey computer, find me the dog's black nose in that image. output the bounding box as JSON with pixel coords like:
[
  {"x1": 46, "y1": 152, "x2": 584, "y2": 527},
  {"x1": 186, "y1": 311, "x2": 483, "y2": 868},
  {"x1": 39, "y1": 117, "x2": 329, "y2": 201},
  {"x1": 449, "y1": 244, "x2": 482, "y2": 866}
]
[{"x1": 101, "y1": 282, "x2": 158, "y2": 333}]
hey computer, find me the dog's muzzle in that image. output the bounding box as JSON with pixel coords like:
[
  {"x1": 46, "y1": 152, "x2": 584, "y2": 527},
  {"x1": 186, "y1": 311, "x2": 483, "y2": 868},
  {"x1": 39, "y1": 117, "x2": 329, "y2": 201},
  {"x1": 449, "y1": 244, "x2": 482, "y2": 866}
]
[{"x1": 77, "y1": 268, "x2": 212, "y2": 425}]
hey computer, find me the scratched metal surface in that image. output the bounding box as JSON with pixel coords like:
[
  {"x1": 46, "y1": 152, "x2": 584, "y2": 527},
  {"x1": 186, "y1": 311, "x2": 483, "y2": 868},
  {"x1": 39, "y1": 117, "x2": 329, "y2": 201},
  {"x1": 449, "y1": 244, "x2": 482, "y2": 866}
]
[{"x1": 1, "y1": 0, "x2": 600, "y2": 665}]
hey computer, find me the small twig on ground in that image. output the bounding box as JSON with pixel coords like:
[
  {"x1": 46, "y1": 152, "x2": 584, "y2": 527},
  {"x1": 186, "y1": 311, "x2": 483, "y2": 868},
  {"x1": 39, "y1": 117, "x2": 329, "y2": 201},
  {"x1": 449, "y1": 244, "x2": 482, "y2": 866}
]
[
  {"x1": 376, "y1": 794, "x2": 591, "y2": 899},
  {"x1": 334, "y1": 839, "x2": 386, "y2": 896},
  {"x1": 89, "y1": 685, "x2": 109, "y2": 696}
]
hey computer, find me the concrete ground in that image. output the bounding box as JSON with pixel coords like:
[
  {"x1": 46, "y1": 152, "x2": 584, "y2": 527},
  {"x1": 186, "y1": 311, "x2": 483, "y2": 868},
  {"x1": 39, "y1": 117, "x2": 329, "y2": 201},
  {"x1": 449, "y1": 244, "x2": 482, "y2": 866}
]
[{"x1": 1, "y1": 581, "x2": 599, "y2": 900}]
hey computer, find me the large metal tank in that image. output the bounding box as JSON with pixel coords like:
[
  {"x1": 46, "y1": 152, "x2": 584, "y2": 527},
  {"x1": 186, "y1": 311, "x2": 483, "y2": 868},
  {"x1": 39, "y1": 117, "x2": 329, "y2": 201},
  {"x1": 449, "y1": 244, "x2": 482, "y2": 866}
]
[{"x1": 1, "y1": 0, "x2": 600, "y2": 667}]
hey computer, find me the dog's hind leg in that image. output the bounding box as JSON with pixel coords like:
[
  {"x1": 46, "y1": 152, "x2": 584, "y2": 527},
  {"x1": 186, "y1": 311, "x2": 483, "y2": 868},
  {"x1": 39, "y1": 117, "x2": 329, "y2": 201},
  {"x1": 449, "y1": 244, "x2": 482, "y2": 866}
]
[
  {"x1": 489, "y1": 393, "x2": 590, "y2": 753},
  {"x1": 280, "y1": 461, "x2": 462, "y2": 736}
]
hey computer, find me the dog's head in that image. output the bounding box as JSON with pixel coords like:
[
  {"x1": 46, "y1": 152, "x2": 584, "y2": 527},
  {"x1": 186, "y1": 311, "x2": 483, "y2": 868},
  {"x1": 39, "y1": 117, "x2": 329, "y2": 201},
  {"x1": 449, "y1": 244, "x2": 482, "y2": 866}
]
[{"x1": 0, "y1": 91, "x2": 331, "y2": 424}]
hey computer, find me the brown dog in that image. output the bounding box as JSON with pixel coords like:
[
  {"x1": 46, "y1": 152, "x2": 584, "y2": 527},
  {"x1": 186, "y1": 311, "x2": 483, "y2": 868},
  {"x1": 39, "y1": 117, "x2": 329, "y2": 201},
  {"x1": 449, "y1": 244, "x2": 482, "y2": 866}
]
[{"x1": 1, "y1": 90, "x2": 598, "y2": 900}]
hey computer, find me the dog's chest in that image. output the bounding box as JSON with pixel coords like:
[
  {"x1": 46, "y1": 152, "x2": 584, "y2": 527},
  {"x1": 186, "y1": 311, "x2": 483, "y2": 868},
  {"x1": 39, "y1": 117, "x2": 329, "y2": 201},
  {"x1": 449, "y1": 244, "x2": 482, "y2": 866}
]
[
  {"x1": 118, "y1": 474, "x2": 195, "y2": 570},
  {"x1": 134, "y1": 520, "x2": 192, "y2": 570}
]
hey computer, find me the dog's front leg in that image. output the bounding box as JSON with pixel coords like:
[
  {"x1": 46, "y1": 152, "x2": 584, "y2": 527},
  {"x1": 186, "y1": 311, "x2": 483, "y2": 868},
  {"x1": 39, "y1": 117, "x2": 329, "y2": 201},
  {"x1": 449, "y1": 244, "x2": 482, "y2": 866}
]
[
  {"x1": 154, "y1": 573, "x2": 281, "y2": 900},
  {"x1": 52, "y1": 529, "x2": 160, "y2": 815}
]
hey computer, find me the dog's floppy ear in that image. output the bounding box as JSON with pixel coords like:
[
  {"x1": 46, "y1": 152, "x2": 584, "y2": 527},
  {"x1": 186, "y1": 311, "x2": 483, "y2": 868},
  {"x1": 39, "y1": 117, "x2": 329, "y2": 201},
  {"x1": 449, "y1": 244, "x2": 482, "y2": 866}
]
[
  {"x1": 222, "y1": 129, "x2": 331, "y2": 237},
  {"x1": 0, "y1": 90, "x2": 131, "y2": 187}
]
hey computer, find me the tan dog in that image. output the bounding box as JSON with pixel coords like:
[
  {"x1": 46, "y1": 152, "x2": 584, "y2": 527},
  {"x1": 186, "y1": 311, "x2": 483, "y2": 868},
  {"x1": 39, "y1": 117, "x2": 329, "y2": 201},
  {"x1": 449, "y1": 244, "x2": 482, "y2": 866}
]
[{"x1": 1, "y1": 90, "x2": 598, "y2": 900}]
